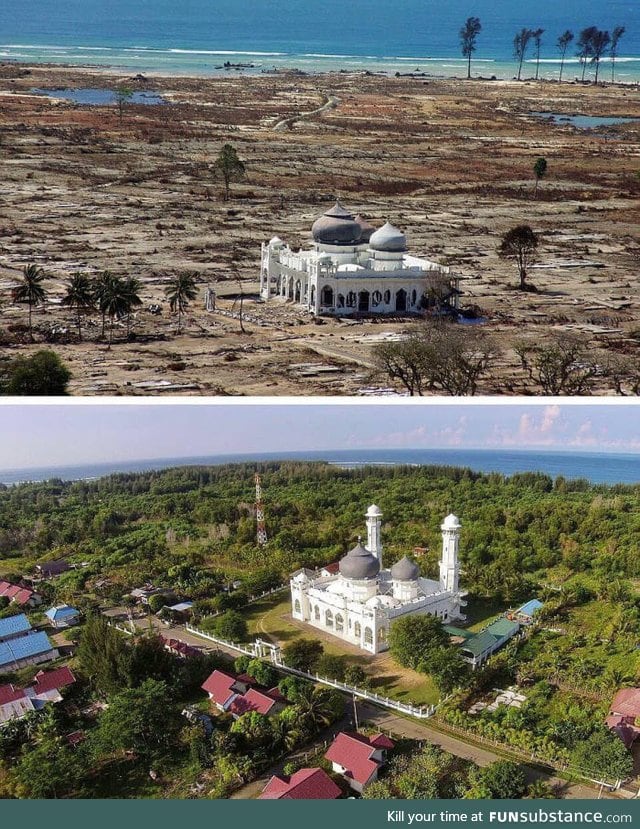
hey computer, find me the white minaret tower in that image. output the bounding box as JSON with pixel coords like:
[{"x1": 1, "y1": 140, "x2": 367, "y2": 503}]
[
  {"x1": 439, "y1": 513, "x2": 460, "y2": 593},
  {"x1": 366, "y1": 504, "x2": 383, "y2": 568}
]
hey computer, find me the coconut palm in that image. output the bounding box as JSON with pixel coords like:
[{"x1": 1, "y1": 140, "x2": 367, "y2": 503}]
[
  {"x1": 291, "y1": 686, "x2": 333, "y2": 737},
  {"x1": 97, "y1": 274, "x2": 133, "y2": 346},
  {"x1": 93, "y1": 271, "x2": 117, "y2": 338},
  {"x1": 121, "y1": 276, "x2": 143, "y2": 336},
  {"x1": 60, "y1": 273, "x2": 96, "y2": 340},
  {"x1": 165, "y1": 273, "x2": 198, "y2": 333},
  {"x1": 12, "y1": 264, "x2": 47, "y2": 341}
]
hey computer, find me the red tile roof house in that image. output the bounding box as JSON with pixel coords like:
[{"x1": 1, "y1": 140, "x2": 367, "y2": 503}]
[
  {"x1": 201, "y1": 669, "x2": 285, "y2": 718},
  {"x1": 0, "y1": 580, "x2": 42, "y2": 607},
  {"x1": 259, "y1": 768, "x2": 341, "y2": 800},
  {"x1": 325, "y1": 732, "x2": 394, "y2": 794},
  {"x1": 606, "y1": 688, "x2": 640, "y2": 749},
  {"x1": 0, "y1": 666, "x2": 75, "y2": 725}
]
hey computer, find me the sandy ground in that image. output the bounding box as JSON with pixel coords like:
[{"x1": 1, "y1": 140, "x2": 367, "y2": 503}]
[{"x1": 0, "y1": 63, "x2": 639, "y2": 395}]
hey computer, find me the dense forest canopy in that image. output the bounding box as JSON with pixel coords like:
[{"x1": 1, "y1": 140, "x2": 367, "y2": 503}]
[{"x1": 0, "y1": 461, "x2": 639, "y2": 607}]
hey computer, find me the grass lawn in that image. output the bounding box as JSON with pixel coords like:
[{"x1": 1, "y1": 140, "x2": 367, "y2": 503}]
[
  {"x1": 244, "y1": 594, "x2": 439, "y2": 707},
  {"x1": 463, "y1": 596, "x2": 510, "y2": 632}
]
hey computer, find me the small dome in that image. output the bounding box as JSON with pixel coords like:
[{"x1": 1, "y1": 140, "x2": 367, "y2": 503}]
[
  {"x1": 442, "y1": 513, "x2": 461, "y2": 529},
  {"x1": 339, "y1": 541, "x2": 380, "y2": 580},
  {"x1": 354, "y1": 214, "x2": 375, "y2": 243},
  {"x1": 366, "y1": 504, "x2": 382, "y2": 517},
  {"x1": 369, "y1": 221, "x2": 407, "y2": 252},
  {"x1": 390, "y1": 555, "x2": 419, "y2": 581},
  {"x1": 269, "y1": 236, "x2": 283, "y2": 247},
  {"x1": 312, "y1": 200, "x2": 362, "y2": 246}
]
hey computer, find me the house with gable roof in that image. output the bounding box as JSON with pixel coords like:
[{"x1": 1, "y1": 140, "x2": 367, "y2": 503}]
[{"x1": 325, "y1": 731, "x2": 394, "y2": 793}]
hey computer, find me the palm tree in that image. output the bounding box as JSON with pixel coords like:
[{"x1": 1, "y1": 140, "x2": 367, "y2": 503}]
[
  {"x1": 557, "y1": 30, "x2": 574, "y2": 82},
  {"x1": 165, "y1": 273, "x2": 198, "y2": 333},
  {"x1": 532, "y1": 29, "x2": 545, "y2": 80},
  {"x1": 292, "y1": 686, "x2": 333, "y2": 736},
  {"x1": 12, "y1": 264, "x2": 47, "y2": 341},
  {"x1": 93, "y1": 271, "x2": 116, "y2": 338},
  {"x1": 610, "y1": 26, "x2": 626, "y2": 83},
  {"x1": 97, "y1": 275, "x2": 132, "y2": 346},
  {"x1": 121, "y1": 276, "x2": 143, "y2": 336},
  {"x1": 60, "y1": 273, "x2": 95, "y2": 340}
]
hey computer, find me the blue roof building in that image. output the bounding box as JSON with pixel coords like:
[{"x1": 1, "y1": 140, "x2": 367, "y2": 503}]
[
  {"x1": 0, "y1": 614, "x2": 32, "y2": 642},
  {"x1": 0, "y1": 631, "x2": 58, "y2": 669},
  {"x1": 44, "y1": 605, "x2": 80, "y2": 628},
  {"x1": 515, "y1": 599, "x2": 544, "y2": 620}
]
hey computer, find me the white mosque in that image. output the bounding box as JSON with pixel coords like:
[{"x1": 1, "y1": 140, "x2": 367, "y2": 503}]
[
  {"x1": 290, "y1": 506, "x2": 466, "y2": 655},
  {"x1": 260, "y1": 201, "x2": 460, "y2": 316}
]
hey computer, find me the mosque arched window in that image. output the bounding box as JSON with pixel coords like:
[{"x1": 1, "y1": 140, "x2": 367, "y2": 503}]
[
  {"x1": 346, "y1": 291, "x2": 356, "y2": 308},
  {"x1": 325, "y1": 609, "x2": 334, "y2": 628},
  {"x1": 321, "y1": 285, "x2": 334, "y2": 306},
  {"x1": 384, "y1": 290, "x2": 391, "y2": 305},
  {"x1": 335, "y1": 613, "x2": 344, "y2": 633},
  {"x1": 337, "y1": 294, "x2": 345, "y2": 308},
  {"x1": 294, "y1": 599, "x2": 301, "y2": 614},
  {"x1": 378, "y1": 627, "x2": 387, "y2": 642},
  {"x1": 364, "y1": 627, "x2": 373, "y2": 645},
  {"x1": 372, "y1": 290, "x2": 382, "y2": 306},
  {"x1": 314, "y1": 605, "x2": 320, "y2": 621},
  {"x1": 310, "y1": 285, "x2": 316, "y2": 305},
  {"x1": 411, "y1": 289, "x2": 417, "y2": 306},
  {"x1": 354, "y1": 621, "x2": 361, "y2": 638}
]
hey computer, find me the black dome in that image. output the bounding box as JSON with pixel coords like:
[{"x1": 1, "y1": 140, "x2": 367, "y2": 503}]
[
  {"x1": 312, "y1": 201, "x2": 362, "y2": 246},
  {"x1": 339, "y1": 542, "x2": 380, "y2": 580},
  {"x1": 390, "y1": 555, "x2": 419, "y2": 581}
]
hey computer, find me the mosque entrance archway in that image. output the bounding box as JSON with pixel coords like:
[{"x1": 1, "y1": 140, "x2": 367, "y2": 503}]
[
  {"x1": 310, "y1": 285, "x2": 316, "y2": 306},
  {"x1": 396, "y1": 289, "x2": 407, "y2": 312},
  {"x1": 358, "y1": 291, "x2": 370, "y2": 313},
  {"x1": 294, "y1": 280, "x2": 302, "y2": 302}
]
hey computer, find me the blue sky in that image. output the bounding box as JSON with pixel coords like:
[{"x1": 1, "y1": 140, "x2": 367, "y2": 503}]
[{"x1": 1, "y1": 403, "x2": 640, "y2": 470}]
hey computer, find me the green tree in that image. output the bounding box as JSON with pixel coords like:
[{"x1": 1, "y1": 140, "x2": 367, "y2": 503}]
[
  {"x1": 316, "y1": 653, "x2": 346, "y2": 681},
  {"x1": 281, "y1": 638, "x2": 324, "y2": 672},
  {"x1": 460, "y1": 17, "x2": 482, "y2": 80},
  {"x1": 60, "y1": 273, "x2": 96, "y2": 340},
  {"x1": 344, "y1": 664, "x2": 369, "y2": 688},
  {"x1": 12, "y1": 264, "x2": 47, "y2": 341},
  {"x1": 214, "y1": 143, "x2": 246, "y2": 200},
  {"x1": 533, "y1": 157, "x2": 548, "y2": 197},
  {"x1": 12, "y1": 711, "x2": 81, "y2": 798},
  {"x1": 165, "y1": 273, "x2": 198, "y2": 333},
  {"x1": 498, "y1": 225, "x2": 538, "y2": 291},
  {"x1": 94, "y1": 678, "x2": 181, "y2": 764},
  {"x1": 212, "y1": 609, "x2": 248, "y2": 642},
  {"x1": 229, "y1": 711, "x2": 274, "y2": 750},
  {"x1": 122, "y1": 276, "x2": 143, "y2": 336},
  {"x1": 466, "y1": 760, "x2": 527, "y2": 799},
  {"x1": 557, "y1": 30, "x2": 574, "y2": 82},
  {"x1": 570, "y1": 728, "x2": 633, "y2": 782},
  {"x1": 246, "y1": 658, "x2": 279, "y2": 687},
  {"x1": 77, "y1": 614, "x2": 131, "y2": 695},
  {"x1": 0, "y1": 350, "x2": 71, "y2": 396},
  {"x1": 388, "y1": 614, "x2": 449, "y2": 670}
]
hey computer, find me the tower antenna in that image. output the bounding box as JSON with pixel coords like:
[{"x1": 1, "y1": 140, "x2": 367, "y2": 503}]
[{"x1": 255, "y1": 472, "x2": 268, "y2": 546}]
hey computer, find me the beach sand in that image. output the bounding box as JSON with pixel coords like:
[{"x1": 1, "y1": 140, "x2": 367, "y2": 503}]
[{"x1": 0, "y1": 62, "x2": 639, "y2": 395}]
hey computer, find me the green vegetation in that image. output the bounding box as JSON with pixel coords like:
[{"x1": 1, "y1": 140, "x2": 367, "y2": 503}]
[
  {"x1": 364, "y1": 743, "x2": 536, "y2": 800},
  {"x1": 1, "y1": 461, "x2": 638, "y2": 794},
  {"x1": 0, "y1": 350, "x2": 71, "y2": 396}
]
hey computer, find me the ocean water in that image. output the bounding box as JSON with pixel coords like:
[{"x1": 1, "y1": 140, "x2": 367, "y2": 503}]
[
  {"x1": 1, "y1": 448, "x2": 639, "y2": 486},
  {"x1": 1, "y1": 0, "x2": 639, "y2": 81}
]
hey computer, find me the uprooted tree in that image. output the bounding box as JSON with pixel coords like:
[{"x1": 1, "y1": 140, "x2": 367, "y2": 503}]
[{"x1": 375, "y1": 322, "x2": 496, "y2": 396}]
